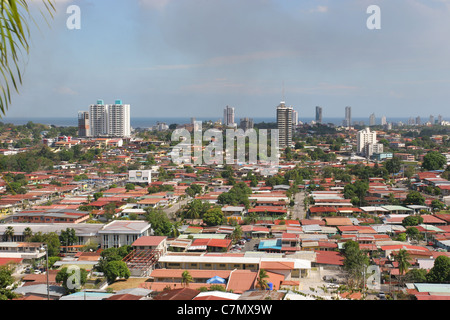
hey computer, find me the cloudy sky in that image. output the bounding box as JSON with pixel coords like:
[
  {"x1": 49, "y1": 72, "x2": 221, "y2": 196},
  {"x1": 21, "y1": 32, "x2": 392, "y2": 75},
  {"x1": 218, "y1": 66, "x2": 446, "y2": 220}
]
[{"x1": 4, "y1": 0, "x2": 450, "y2": 121}]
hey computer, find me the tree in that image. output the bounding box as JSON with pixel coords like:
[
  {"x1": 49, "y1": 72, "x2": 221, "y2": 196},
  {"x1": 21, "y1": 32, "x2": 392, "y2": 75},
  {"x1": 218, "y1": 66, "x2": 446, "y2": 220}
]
[
  {"x1": 103, "y1": 261, "x2": 130, "y2": 283},
  {"x1": 3, "y1": 226, "x2": 14, "y2": 242},
  {"x1": 93, "y1": 192, "x2": 103, "y2": 201},
  {"x1": 56, "y1": 267, "x2": 88, "y2": 294},
  {"x1": 426, "y1": 255, "x2": 450, "y2": 283},
  {"x1": 29, "y1": 232, "x2": 61, "y2": 257},
  {"x1": 231, "y1": 225, "x2": 242, "y2": 244},
  {"x1": 402, "y1": 215, "x2": 424, "y2": 227},
  {"x1": 403, "y1": 191, "x2": 425, "y2": 206},
  {"x1": 342, "y1": 240, "x2": 369, "y2": 289},
  {"x1": 431, "y1": 199, "x2": 445, "y2": 212},
  {"x1": 385, "y1": 157, "x2": 402, "y2": 176},
  {"x1": 405, "y1": 268, "x2": 428, "y2": 283},
  {"x1": 181, "y1": 270, "x2": 193, "y2": 287},
  {"x1": 23, "y1": 227, "x2": 32, "y2": 241},
  {"x1": 257, "y1": 269, "x2": 269, "y2": 290},
  {"x1": 422, "y1": 151, "x2": 446, "y2": 171},
  {"x1": 394, "y1": 249, "x2": 411, "y2": 282},
  {"x1": 125, "y1": 183, "x2": 135, "y2": 191},
  {"x1": 144, "y1": 208, "x2": 173, "y2": 236},
  {"x1": 59, "y1": 228, "x2": 77, "y2": 252},
  {"x1": 202, "y1": 207, "x2": 224, "y2": 226}
]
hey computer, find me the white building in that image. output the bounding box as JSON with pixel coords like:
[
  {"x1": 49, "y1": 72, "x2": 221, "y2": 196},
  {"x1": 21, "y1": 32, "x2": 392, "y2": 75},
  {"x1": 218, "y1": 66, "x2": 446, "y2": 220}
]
[
  {"x1": 223, "y1": 105, "x2": 236, "y2": 127},
  {"x1": 277, "y1": 101, "x2": 293, "y2": 148},
  {"x1": 98, "y1": 220, "x2": 152, "y2": 249},
  {"x1": 357, "y1": 127, "x2": 383, "y2": 157},
  {"x1": 89, "y1": 99, "x2": 131, "y2": 138},
  {"x1": 128, "y1": 170, "x2": 152, "y2": 184}
]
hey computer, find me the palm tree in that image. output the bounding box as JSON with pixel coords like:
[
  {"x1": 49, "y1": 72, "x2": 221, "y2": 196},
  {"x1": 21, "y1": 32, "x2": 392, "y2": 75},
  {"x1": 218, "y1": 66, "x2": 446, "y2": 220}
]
[
  {"x1": 394, "y1": 249, "x2": 411, "y2": 287},
  {"x1": 23, "y1": 227, "x2": 32, "y2": 241},
  {"x1": 0, "y1": 0, "x2": 55, "y2": 115},
  {"x1": 4, "y1": 226, "x2": 14, "y2": 241},
  {"x1": 181, "y1": 270, "x2": 193, "y2": 288},
  {"x1": 257, "y1": 269, "x2": 269, "y2": 290}
]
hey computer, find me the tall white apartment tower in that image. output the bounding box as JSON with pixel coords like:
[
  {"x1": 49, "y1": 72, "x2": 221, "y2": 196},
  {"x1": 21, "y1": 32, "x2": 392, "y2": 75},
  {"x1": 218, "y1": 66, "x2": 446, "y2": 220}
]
[
  {"x1": 89, "y1": 99, "x2": 131, "y2": 137},
  {"x1": 277, "y1": 101, "x2": 293, "y2": 149},
  {"x1": 90, "y1": 100, "x2": 109, "y2": 137},
  {"x1": 109, "y1": 100, "x2": 131, "y2": 137},
  {"x1": 357, "y1": 127, "x2": 383, "y2": 157},
  {"x1": 223, "y1": 105, "x2": 235, "y2": 127}
]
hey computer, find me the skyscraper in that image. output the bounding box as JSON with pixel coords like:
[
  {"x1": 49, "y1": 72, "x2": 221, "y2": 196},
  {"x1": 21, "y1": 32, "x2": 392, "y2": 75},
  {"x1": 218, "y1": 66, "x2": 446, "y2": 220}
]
[
  {"x1": 239, "y1": 118, "x2": 254, "y2": 131},
  {"x1": 77, "y1": 111, "x2": 90, "y2": 137},
  {"x1": 108, "y1": 100, "x2": 131, "y2": 137},
  {"x1": 315, "y1": 106, "x2": 323, "y2": 124},
  {"x1": 292, "y1": 110, "x2": 299, "y2": 126},
  {"x1": 90, "y1": 100, "x2": 109, "y2": 137},
  {"x1": 343, "y1": 106, "x2": 352, "y2": 127},
  {"x1": 381, "y1": 115, "x2": 387, "y2": 126},
  {"x1": 223, "y1": 106, "x2": 235, "y2": 127},
  {"x1": 89, "y1": 99, "x2": 131, "y2": 137},
  {"x1": 277, "y1": 101, "x2": 293, "y2": 149},
  {"x1": 369, "y1": 113, "x2": 376, "y2": 126}
]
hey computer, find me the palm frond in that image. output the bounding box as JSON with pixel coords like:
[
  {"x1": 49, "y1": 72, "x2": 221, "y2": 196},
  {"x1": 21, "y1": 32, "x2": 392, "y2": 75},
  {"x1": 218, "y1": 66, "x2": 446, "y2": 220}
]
[{"x1": 0, "y1": 0, "x2": 55, "y2": 117}]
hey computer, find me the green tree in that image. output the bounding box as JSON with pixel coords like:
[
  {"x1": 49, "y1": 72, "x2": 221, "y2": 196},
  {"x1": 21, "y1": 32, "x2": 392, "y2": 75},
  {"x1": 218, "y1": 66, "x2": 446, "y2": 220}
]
[
  {"x1": 394, "y1": 249, "x2": 411, "y2": 283},
  {"x1": 405, "y1": 268, "x2": 428, "y2": 283},
  {"x1": 202, "y1": 208, "x2": 224, "y2": 226},
  {"x1": 257, "y1": 269, "x2": 269, "y2": 289},
  {"x1": 56, "y1": 267, "x2": 88, "y2": 294},
  {"x1": 0, "y1": 264, "x2": 17, "y2": 300},
  {"x1": 3, "y1": 226, "x2": 14, "y2": 241},
  {"x1": 385, "y1": 157, "x2": 402, "y2": 176},
  {"x1": 103, "y1": 261, "x2": 130, "y2": 283},
  {"x1": 342, "y1": 240, "x2": 369, "y2": 289},
  {"x1": 403, "y1": 191, "x2": 425, "y2": 206},
  {"x1": 426, "y1": 255, "x2": 450, "y2": 283},
  {"x1": 181, "y1": 270, "x2": 193, "y2": 288},
  {"x1": 29, "y1": 232, "x2": 61, "y2": 257},
  {"x1": 422, "y1": 151, "x2": 446, "y2": 171},
  {"x1": 402, "y1": 215, "x2": 424, "y2": 227}
]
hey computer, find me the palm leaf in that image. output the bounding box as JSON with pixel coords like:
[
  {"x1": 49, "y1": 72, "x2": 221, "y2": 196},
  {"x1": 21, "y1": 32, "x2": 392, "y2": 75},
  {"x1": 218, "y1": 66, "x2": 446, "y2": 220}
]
[{"x1": 0, "y1": 0, "x2": 55, "y2": 117}]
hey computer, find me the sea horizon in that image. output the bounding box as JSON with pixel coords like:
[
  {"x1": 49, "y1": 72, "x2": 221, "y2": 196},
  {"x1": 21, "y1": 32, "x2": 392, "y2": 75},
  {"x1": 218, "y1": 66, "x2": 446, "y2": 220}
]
[{"x1": 0, "y1": 116, "x2": 445, "y2": 128}]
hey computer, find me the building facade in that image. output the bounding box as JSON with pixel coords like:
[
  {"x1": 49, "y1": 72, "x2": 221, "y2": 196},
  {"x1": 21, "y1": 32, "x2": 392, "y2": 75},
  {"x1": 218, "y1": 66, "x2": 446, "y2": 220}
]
[
  {"x1": 276, "y1": 101, "x2": 293, "y2": 149},
  {"x1": 88, "y1": 99, "x2": 131, "y2": 138}
]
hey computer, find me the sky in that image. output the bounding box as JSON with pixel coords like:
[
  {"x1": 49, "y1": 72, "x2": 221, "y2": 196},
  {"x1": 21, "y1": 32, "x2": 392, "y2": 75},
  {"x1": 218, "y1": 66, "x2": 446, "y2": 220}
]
[{"x1": 3, "y1": 0, "x2": 450, "y2": 122}]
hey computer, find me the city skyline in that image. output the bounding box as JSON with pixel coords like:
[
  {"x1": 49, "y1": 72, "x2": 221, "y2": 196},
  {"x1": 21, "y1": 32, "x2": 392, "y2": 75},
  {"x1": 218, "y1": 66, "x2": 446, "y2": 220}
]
[{"x1": 4, "y1": 0, "x2": 450, "y2": 120}]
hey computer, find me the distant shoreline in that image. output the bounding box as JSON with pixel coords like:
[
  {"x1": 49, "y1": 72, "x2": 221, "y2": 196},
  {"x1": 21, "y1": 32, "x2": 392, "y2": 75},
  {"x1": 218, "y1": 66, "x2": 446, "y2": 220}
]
[{"x1": 0, "y1": 116, "x2": 443, "y2": 128}]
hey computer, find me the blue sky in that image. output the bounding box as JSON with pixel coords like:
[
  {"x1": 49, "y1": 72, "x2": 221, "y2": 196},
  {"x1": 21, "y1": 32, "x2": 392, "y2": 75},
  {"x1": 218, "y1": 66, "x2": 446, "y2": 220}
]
[{"x1": 4, "y1": 0, "x2": 450, "y2": 122}]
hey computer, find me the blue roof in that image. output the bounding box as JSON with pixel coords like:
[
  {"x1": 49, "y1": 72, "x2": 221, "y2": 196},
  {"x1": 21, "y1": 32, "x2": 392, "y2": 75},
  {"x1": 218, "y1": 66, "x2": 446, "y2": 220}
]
[{"x1": 258, "y1": 239, "x2": 282, "y2": 250}]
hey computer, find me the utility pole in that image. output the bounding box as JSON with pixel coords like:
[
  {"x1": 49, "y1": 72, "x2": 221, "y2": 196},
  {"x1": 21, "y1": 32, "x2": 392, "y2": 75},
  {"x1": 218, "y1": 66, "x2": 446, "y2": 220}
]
[{"x1": 45, "y1": 244, "x2": 50, "y2": 300}]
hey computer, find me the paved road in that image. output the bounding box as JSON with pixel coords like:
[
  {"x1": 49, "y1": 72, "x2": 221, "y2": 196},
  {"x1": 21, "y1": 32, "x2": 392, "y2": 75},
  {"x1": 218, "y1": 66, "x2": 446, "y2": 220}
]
[
  {"x1": 163, "y1": 198, "x2": 189, "y2": 220},
  {"x1": 291, "y1": 191, "x2": 307, "y2": 220}
]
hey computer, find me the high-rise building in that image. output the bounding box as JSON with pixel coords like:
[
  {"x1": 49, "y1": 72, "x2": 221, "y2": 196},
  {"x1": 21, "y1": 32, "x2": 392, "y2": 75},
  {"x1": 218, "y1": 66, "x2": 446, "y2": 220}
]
[
  {"x1": 89, "y1": 99, "x2": 131, "y2": 137},
  {"x1": 381, "y1": 115, "x2": 387, "y2": 126},
  {"x1": 277, "y1": 101, "x2": 293, "y2": 149},
  {"x1": 356, "y1": 127, "x2": 383, "y2": 157},
  {"x1": 438, "y1": 115, "x2": 443, "y2": 124},
  {"x1": 239, "y1": 118, "x2": 254, "y2": 131},
  {"x1": 416, "y1": 116, "x2": 422, "y2": 126},
  {"x1": 343, "y1": 106, "x2": 352, "y2": 127},
  {"x1": 108, "y1": 100, "x2": 131, "y2": 137},
  {"x1": 429, "y1": 115, "x2": 435, "y2": 125},
  {"x1": 292, "y1": 110, "x2": 299, "y2": 126},
  {"x1": 223, "y1": 106, "x2": 235, "y2": 127},
  {"x1": 90, "y1": 100, "x2": 109, "y2": 137},
  {"x1": 315, "y1": 106, "x2": 323, "y2": 124},
  {"x1": 369, "y1": 113, "x2": 376, "y2": 126},
  {"x1": 77, "y1": 111, "x2": 90, "y2": 137}
]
